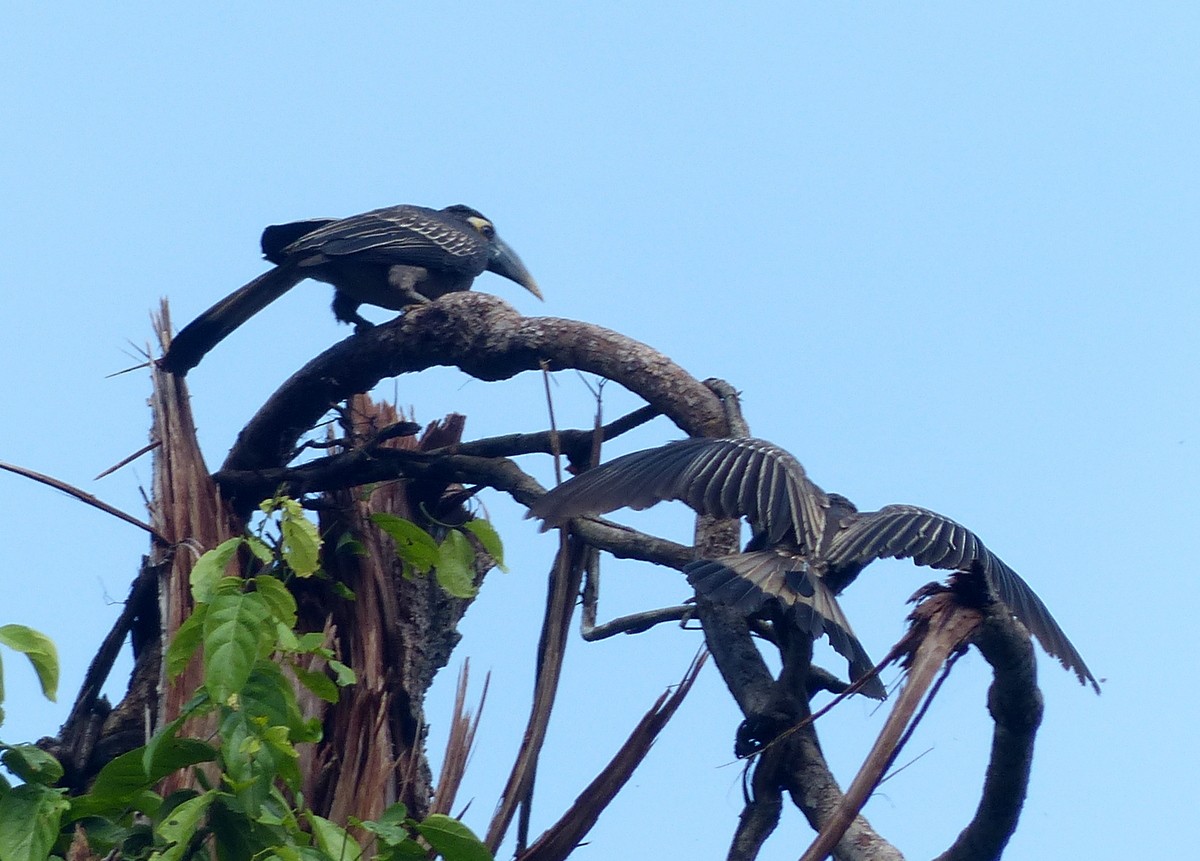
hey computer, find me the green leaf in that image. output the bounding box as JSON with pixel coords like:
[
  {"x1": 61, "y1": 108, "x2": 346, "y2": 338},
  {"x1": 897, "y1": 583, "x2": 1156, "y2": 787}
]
[
  {"x1": 463, "y1": 520, "x2": 506, "y2": 572},
  {"x1": 189, "y1": 537, "x2": 244, "y2": 603},
  {"x1": 0, "y1": 744, "x2": 63, "y2": 785},
  {"x1": 238, "y1": 660, "x2": 321, "y2": 745},
  {"x1": 165, "y1": 606, "x2": 207, "y2": 679},
  {"x1": 328, "y1": 659, "x2": 357, "y2": 688},
  {"x1": 0, "y1": 624, "x2": 59, "y2": 701},
  {"x1": 330, "y1": 580, "x2": 356, "y2": 600},
  {"x1": 307, "y1": 811, "x2": 364, "y2": 861},
  {"x1": 218, "y1": 713, "x2": 275, "y2": 815},
  {"x1": 434, "y1": 531, "x2": 477, "y2": 598},
  {"x1": 73, "y1": 738, "x2": 216, "y2": 819},
  {"x1": 208, "y1": 797, "x2": 283, "y2": 861},
  {"x1": 68, "y1": 813, "x2": 137, "y2": 854},
  {"x1": 275, "y1": 621, "x2": 301, "y2": 652},
  {"x1": 253, "y1": 575, "x2": 298, "y2": 628},
  {"x1": 280, "y1": 505, "x2": 322, "y2": 577},
  {"x1": 141, "y1": 694, "x2": 211, "y2": 777},
  {"x1": 371, "y1": 514, "x2": 439, "y2": 573},
  {"x1": 295, "y1": 632, "x2": 327, "y2": 651},
  {"x1": 154, "y1": 790, "x2": 216, "y2": 861},
  {"x1": 291, "y1": 664, "x2": 339, "y2": 704},
  {"x1": 389, "y1": 842, "x2": 434, "y2": 860},
  {"x1": 416, "y1": 814, "x2": 492, "y2": 861},
  {"x1": 359, "y1": 802, "x2": 410, "y2": 846},
  {"x1": 334, "y1": 532, "x2": 366, "y2": 556},
  {"x1": 0, "y1": 783, "x2": 69, "y2": 861},
  {"x1": 203, "y1": 591, "x2": 272, "y2": 702},
  {"x1": 245, "y1": 534, "x2": 276, "y2": 564}
]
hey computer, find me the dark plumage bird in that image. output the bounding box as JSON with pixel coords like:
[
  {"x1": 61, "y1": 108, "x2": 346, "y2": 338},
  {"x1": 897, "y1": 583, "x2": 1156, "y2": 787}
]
[
  {"x1": 160, "y1": 203, "x2": 541, "y2": 374},
  {"x1": 529, "y1": 437, "x2": 1098, "y2": 696}
]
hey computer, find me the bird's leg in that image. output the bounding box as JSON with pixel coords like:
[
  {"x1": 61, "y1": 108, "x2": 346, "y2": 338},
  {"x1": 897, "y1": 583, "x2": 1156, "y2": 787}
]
[
  {"x1": 387, "y1": 265, "x2": 433, "y2": 307},
  {"x1": 331, "y1": 291, "x2": 375, "y2": 332}
]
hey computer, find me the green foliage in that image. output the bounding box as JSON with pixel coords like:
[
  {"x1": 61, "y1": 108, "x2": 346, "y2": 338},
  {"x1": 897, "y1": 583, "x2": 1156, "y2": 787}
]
[
  {"x1": 0, "y1": 497, "x2": 494, "y2": 861},
  {"x1": 371, "y1": 511, "x2": 508, "y2": 599},
  {"x1": 417, "y1": 815, "x2": 494, "y2": 861},
  {"x1": 0, "y1": 624, "x2": 60, "y2": 710},
  {"x1": 371, "y1": 513, "x2": 440, "y2": 573},
  {"x1": 462, "y1": 520, "x2": 507, "y2": 573},
  {"x1": 434, "y1": 531, "x2": 478, "y2": 599},
  {"x1": 0, "y1": 783, "x2": 69, "y2": 861}
]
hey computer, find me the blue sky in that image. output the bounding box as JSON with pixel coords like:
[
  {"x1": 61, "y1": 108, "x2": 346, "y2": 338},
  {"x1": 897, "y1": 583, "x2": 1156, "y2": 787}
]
[{"x1": 2, "y1": 4, "x2": 1197, "y2": 858}]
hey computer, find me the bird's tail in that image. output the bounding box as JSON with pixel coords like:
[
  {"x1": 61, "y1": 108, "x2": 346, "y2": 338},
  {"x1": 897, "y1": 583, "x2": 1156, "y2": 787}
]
[
  {"x1": 685, "y1": 551, "x2": 885, "y2": 699},
  {"x1": 159, "y1": 265, "x2": 305, "y2": 375}
]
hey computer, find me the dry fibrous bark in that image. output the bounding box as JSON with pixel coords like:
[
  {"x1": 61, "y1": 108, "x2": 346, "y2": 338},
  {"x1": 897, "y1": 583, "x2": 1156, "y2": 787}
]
[{"x1": 295, "y1": 401, "x2": 486, "y2": 824}]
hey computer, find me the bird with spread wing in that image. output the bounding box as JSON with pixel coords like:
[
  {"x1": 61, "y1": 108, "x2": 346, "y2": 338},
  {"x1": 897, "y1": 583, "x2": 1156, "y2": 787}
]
[{"x1": 529, "y1": 436, "x2": 1098, "y2": 697}]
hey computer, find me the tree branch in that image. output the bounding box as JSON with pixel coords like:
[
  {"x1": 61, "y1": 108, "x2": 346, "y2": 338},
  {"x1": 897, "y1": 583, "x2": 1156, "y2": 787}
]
[
  {"x1": 486, "y1": 535, "x2": 589, "y2": 853},
  {"x1": 935, "y1": 595, "x2": 1043, "y2": 861},
  {"x1": 222, "y1": 293, "x2": 726, "y2": 477}
]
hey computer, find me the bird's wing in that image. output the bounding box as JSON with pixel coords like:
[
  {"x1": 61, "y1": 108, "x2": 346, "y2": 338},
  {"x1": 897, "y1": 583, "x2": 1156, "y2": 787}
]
[
  {"x1": 282, "y1": 205, "x2": 487, "y2": 272},
  {"x1": 685, "y1": 551, "x2": 885, "y2": 699},
  {"x1": 261, "y1": 219, "x2": 338, "y2": 264},
  {"x1": 529, "y1": 437, "x2": 826, "y2": 550},
  {"x1": 825, "y1": 504, "x2": 1097, "y2": 691},
  {"x1": 160, "y1": 265, "x2": 306, "y2": 375}
]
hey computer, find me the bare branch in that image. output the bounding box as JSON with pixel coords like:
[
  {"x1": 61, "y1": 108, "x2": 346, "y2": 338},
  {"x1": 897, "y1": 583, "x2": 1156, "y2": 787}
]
[
  {"x1": 486, "y1": 535, "x2": 589, "y2": 852},
  {"x1": 94, "y1": 439, "x2": 160, "y2": 480},
  {"x1": 431, "y1": 661, "x2": 489, "y2": 817},
  {"x1": 222, "y1": 292, "x2": 727, "y2": 477},
  {"x1": 799, "y1": 588, "x2": 983, "y2": 861},
  {"x1": 517, "y1": 651, "x2": 708, "y2": 861},
  {"x1": 581, "y1": 604, "x2": 695, "y2": 641},
  {"x1": 935, "y1": 596, "x2": 1043, "y2": 861},
  {"x1": 0, "y1": 459, "x2": 166, "y2": 543}
]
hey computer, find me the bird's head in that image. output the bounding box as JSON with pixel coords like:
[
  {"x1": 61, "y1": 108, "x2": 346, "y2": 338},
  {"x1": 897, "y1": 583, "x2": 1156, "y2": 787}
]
[{"x1": 442, "y1": 204, "x2": 543, "y2": 300}]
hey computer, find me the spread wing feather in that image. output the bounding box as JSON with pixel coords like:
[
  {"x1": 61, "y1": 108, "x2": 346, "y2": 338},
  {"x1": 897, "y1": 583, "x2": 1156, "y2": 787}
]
[
  {"x1": 529, "y1": 437, "x2": 825, "y2": 551},
  {"x1": 827, "y1": 505, "x2": 1097, "y2": 691},
  {"x1": 685, "y1": 551, "x2": 885, "y2": 699}
]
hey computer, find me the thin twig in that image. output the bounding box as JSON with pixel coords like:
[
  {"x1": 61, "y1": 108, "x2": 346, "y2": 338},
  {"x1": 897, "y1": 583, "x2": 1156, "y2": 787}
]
[
  {"x1": 94, "y1": 440, "x2": 161, "y2": 480},
  {"x1": 517, "y1": 651, "x2": 708, "y2": 861},
  {"x1": 0, "y1": 460, "x2": 167, "y2": 543}
]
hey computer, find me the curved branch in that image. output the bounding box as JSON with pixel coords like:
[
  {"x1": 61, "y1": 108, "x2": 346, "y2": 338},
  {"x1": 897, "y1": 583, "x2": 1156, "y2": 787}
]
[
  {"x1": 935, "y1": 600, "x2": 1043, "y2": 861},
  {"x1": 222, "y1": 293, "x2": 726, "y2": 474}
]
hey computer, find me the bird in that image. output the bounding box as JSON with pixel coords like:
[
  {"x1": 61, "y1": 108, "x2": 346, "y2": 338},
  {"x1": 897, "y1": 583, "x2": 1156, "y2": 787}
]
[
  {"x1": 159, "y1": 203, "x2": 542, "y2": 374},
  {"x1": 528, "y1": 436, "x2": 1098, "y2": 696}
]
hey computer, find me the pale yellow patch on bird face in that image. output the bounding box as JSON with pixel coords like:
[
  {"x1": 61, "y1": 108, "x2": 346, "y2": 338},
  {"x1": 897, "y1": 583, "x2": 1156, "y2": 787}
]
[{"x1": 466, "y1": 215, "x2": 496, "y2": 239}]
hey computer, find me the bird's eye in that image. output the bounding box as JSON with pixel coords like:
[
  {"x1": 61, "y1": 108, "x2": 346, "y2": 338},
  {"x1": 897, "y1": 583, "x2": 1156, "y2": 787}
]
[{"x1": 466, "y1": 215, "x2": 495, "y2": 239}]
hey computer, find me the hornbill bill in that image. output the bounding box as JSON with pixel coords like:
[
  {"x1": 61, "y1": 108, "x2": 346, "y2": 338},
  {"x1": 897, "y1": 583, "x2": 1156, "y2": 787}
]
[
  {"x1": 529, "y1": 436, "x2": 1098, "y2": 697},
  {"x1": 160, "y1": 203, "x2": 541, "y2": 374}
]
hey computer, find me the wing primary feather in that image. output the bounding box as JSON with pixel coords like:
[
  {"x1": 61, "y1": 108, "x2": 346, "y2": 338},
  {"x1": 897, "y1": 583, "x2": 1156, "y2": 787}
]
[
  {"x1": 686, "y1": 551, "x2": 884, "y2": 698},
  {"x1": 827, "y1": 505, "x2": 1098, "y2": 691}
]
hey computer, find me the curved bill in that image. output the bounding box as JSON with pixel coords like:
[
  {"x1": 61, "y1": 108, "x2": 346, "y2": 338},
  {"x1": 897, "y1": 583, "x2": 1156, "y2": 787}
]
[{"x1": 487, "y1": 235, "x2": 543, "y2": 300}]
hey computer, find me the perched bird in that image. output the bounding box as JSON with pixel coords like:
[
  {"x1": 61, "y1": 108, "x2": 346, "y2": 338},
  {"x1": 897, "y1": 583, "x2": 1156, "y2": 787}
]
[
  {"x1": 160, "y1": 203, "x2": 541, "y2": 374},
  {"x1": 529, "y1": 436, "x2": 1098, "y2": 696}
]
